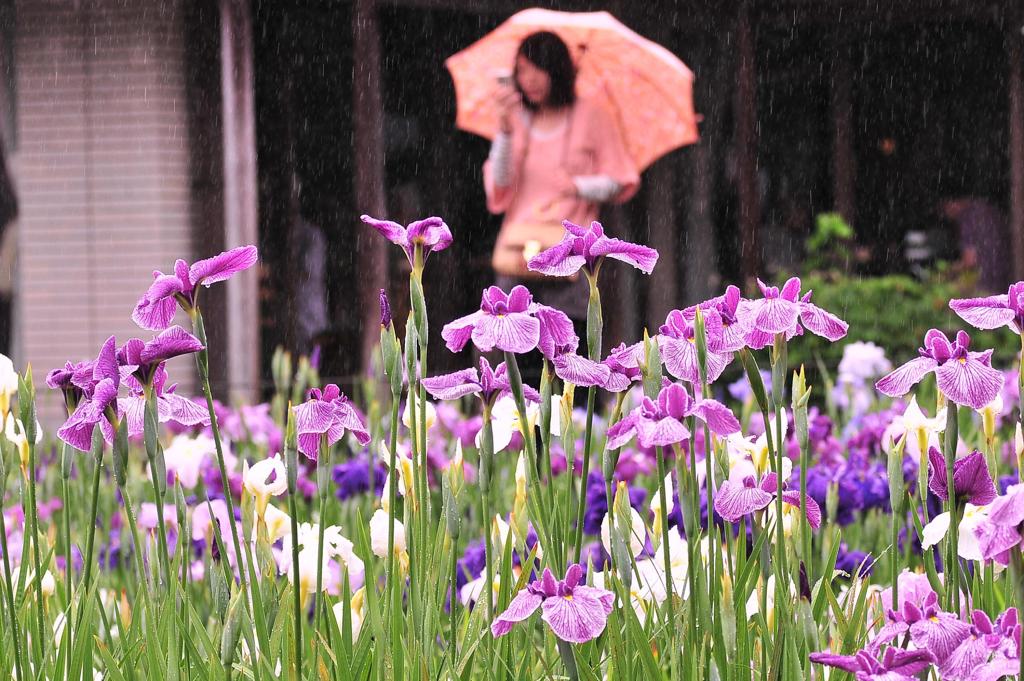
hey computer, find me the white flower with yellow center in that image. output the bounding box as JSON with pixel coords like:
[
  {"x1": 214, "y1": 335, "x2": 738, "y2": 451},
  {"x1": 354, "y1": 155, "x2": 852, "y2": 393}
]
[
  {"x1": 243, "y1": 454, "x2": 288, "y2": 518},
  {"x1": 369, "y1": 509, "x2": 408, "y2": 573},
  {"x1": 477, "y1": 394, "x2": 562, "y2": 453},
  {"x1": 976, "y1": 394, "x2": 1004, "y2": 445},
  {"x1": 3, "y1": 415, "x2": 42, "y2": 471},
  {"x1": 333, "y1": 587, "x2": 366, "y2": 640},
  {"x1": 889, "y1": 395, "x2": 946, "y2": 459},
  {"x1": 379, "y1": 443, "x2": 415, "y2": 511},
  {"x1": 922, "y1": 503, "x2": 992, "y2": 562},
  {"x1": 0, "y1": 353, "x2": 17, "y2": 418}
]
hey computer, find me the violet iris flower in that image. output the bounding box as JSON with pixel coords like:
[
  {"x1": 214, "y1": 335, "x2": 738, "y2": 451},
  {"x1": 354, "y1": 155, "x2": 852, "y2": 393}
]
[
  {"x1": 551, "y1": 348, "x2": 610, "y2": 388},
  {"x1": 120, "y1": 365, "x2": 210, "y2": 438},
  {"x1": 117, "y1": 325, "x2": 205, "y2": 387},
  {"x1": 740, "y1": 277, "x2": 849, "y2": 350},
  {"x1": 975, "y1": 484, "x2": 1024, "y2": 564},
  {"x1": 441, "y1": 285, "x2": 574, "y2": 356},
  {"x1": 606, "y1": 381, "x2": 740, "y2": 450},
  {"x1": 600, "y1": 343, "x2": 643, "y2": 393},
  {"x1": 949, "y1": 281, "x2": 1024, "y2": 333},
  {"x1": 927, "y1": 447, "x2": 997, "y2": 506},
  {"x1": 688, "y1": 285, "x2": 752, "y2": 353},
  {"x1": 809, "y1": 647, "x2": 935, "y2": 681},
  {"x1": 941, "y1": 608, "x2": 1020, "y2": 680},
  {"x1": 526, "y1": 220, "x2": 658, "y2": 278},
  {"x1": 56, "y1": 336, "x2": 120, "y2": 450},
  {"x1": 875, "y1": 329, "x2": 1003, "y2": 410},
  {"x1": 46, "y1": 359, "x2": 95, "y2": 412},
  {"x1": 361, "y1": 215, "x2": 453, "y2": 267},
  {"x1": 293, "y1": 384, "x2": 371, "y2": 460},
  {"x1": 867, "y1": 588, "x2": 971, "y2": 666},
  {"x1": 422, "y1": 357, "x2": 539, "y2": 406},
  {"x1": 714, "y1": 472, "x2": 822, "y2": 529},
  {"x1": 491, "y1": 564, "x2": 614, "y2": 643},
  {"x1": 658, "y1": 309, "x2": 733, "y2": 384},
  {"x1": 132, "y1": 245, "x2": 258, "y2": 330}
]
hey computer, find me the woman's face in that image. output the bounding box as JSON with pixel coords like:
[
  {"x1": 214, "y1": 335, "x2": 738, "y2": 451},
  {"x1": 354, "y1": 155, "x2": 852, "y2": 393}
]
[{"x1": 515, "y1": 55, "x2": 551, "y2": 107}]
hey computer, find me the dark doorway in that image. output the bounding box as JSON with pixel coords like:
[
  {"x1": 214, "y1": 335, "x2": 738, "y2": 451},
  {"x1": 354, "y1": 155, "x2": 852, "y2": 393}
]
[{"x1": 854, "y1": 21, "x2": 1007, "y2": 274}]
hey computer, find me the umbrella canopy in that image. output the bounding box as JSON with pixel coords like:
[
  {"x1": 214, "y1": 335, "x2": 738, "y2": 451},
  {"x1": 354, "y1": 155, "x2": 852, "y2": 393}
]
[{"x1": 445, "y1": 8, "x2": 699, "y2": 172}]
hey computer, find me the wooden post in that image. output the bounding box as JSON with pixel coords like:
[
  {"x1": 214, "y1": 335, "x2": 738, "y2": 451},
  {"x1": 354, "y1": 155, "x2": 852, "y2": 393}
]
[
  {"x1": 220, "y1": 0, "x2": 260, "y2": 402},
  {"x1": 645, "y1": 158, "x2": 678, "y2": 323},
  {"x1": 353, "y1": 0, "x2": 388, "y2": 372},
  {"x1": 735, "y1": 0, "x2": 761, "y2": 283},
  {"x1": 831, "y1": 42, "x2": 856, "y2": 226},
  {"x1": 1009, "y1": 10, "x2": 1024, "y2": 282},
  {"x1": 686, "y1": 28, "x2": 729, "y2": 303}
]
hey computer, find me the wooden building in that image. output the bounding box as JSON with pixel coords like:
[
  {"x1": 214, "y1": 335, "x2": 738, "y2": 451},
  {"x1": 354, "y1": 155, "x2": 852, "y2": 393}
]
[{"x1": 3, "y1": 0, "x2": 1023, "y2": 419}]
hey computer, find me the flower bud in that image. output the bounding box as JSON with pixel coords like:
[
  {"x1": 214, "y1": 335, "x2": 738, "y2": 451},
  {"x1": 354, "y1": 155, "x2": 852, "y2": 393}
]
[{"x1": 510, "y1": 453, "x2": 529, "y2": 552}]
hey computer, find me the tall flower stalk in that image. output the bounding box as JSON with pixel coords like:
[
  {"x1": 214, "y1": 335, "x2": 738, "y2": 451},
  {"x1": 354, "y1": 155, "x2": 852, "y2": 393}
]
[{"x1": 527, "y1": 219, "x2": 658, "y2": 562}]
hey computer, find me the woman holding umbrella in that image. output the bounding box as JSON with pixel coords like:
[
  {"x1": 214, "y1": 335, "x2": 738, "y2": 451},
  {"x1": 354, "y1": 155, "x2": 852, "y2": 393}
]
[{"x1": 484, "y1": 31, "x2": 639, "y2": 316}]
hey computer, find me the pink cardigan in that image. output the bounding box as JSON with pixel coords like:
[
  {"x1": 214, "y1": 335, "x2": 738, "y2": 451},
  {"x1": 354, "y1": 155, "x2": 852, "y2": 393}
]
[{"x1": 483, "y1": 97, "x2": 640, "y2": 276}]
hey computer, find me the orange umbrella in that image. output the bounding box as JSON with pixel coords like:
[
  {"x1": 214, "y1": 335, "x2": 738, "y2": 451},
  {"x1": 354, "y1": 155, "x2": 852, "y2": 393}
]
[{"x1": 445, "y1": 8, "x2": 699, "y2": 172}]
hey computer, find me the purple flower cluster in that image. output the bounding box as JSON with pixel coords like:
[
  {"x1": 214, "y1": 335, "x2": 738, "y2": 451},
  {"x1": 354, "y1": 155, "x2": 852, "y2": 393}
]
[{"x1": 813, "y1": 580, "x2": 1021, "y2": 681}]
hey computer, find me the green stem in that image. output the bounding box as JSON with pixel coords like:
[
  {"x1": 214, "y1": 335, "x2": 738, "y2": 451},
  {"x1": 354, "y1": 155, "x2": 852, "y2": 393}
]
[
  {"x1": 385, "y1": 394, "x2": 400, "y2": 593},
  {"x1": 285, "y1": 437, "x2": 303, "y2": 681},
  {"x1": 24, "y1": 429, "x2": 47, "y2": 665},
  {"x1": 556, "y1": 639, "x2": 580, "y2": 681},
  {"x1": 314, "y1": 437, "x2": 330, "y2": 670},
  {"x1": 572, "y1": 386, "x2": 597, "y2": 564},
  {"x1": 656, "y1": 446, "x2": 676, "y2": 641},
  {"x1": 191, "y1": 310, "x2": 249, "y2": 589},
  {"x1": 0, "y1": 461, "x2": 25, "y2": 681},
  {"x1": 479, "y1": 405, "x2": 496, "y2": 673},
  {"x1": 943, "y1": 401, "x2": 959, "y2": 612}
]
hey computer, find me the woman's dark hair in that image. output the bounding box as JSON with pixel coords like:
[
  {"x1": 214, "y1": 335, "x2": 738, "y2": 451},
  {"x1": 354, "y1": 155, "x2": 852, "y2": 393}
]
[{"x1": 515, "y1": 31, "x2": 576, "y2": 110}]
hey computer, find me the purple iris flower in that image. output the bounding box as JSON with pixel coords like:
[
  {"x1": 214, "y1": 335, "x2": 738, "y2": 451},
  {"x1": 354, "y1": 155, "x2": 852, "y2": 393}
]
[
  {"x1": 442, "y1": 286, "x2": 539, "y2": 354},
  {"x1": 906, "y1": 591, "x2": 973, "y2": 665},
  {"x1": 809, "y1": 647, "x2": 935, "y2": 681},
  {"x1": 422, "y1": 357, "x2": 539, "y2": 406},
  {"x1": 949, "y1": 281, "x2": 1024, "y2": 333},
  {"x1": 120, "y1": 365, "x2": 210, "y2": 438},
  {"x1": 333, "y1": 454, "x2": 387, "y2": 501},
  {"x1": 532, "y1": 303, "x2": 578, "y2": 359},
  {"x1": 975, "y1": 484, "x2": 1024, "y2": 564},
  {"x1": 56, "y1": 336, "x2": 121, "y2": 451},
  {"x1": 46, "y1": 359, "x2": 95, "y2": 412},
  {"x1": 132, "y1": 245, "x2": 258, "y2": 330},
  {"x1": 740, "y1": 277, "x2": 849, "y2": 350},
  {"x1": 526, "y1": 220, "x2": 658, "y2": 278},
  {"x1": 941, "y1": 608, "x2": 1020, "y2": 680},
  {"x1": 361, "y1": 215, "x2": 453, "y2": 267},
  {"x1": 927, "y1": 447, "x2": 997, "y2": 506},
  {"x1": 292, "y1": 384, "x2": 371, "y2": 460},
  {"x1": 117, "y1": 326, "x2": 205, "y2": 387},
  {"x1": 658, "y1": 309, "x2": 733, "y2": 384},
  {"x1": 441, "y1": 285, "x2": 578, "y2": 358},
  {"x1": 687, "y1": 285, "x2": 753, "y2": 353},
  {"x1": 600, "y1": 343, "x2": 642, "y2": 393},
  {"x1": 714, "y1": 472, "x2": 822, "y2": 528},
  {"x1": 875, "y1": 329, "x2": 1003, "y2": 410},
  {"x1": 490, "y1": 564, "x2": 614, "y2": 643},
  {"x1": 606, "y1": 381, "x2": 740, "y2": 450},
  {"x1": 456, "y1": 538, "x2": 487, "y2": 591},
  {"x1": 551, "y1": 349, "x2": 610, "y2": 388}
]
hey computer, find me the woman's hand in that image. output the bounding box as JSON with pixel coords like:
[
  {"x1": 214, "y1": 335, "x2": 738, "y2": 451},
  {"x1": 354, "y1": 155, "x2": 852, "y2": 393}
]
[{"x1": 496, "y1": 85, "x2": 520, "y2": 134}]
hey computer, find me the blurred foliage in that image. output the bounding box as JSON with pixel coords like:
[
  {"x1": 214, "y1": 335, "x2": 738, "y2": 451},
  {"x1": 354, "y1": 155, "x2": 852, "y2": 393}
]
[
  {"x1": 804, "y1": 212, "x2": 855, "y2": 273},
  {"x1": 785, "y1": 214, "x2": 1020, "y2": 372}
]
